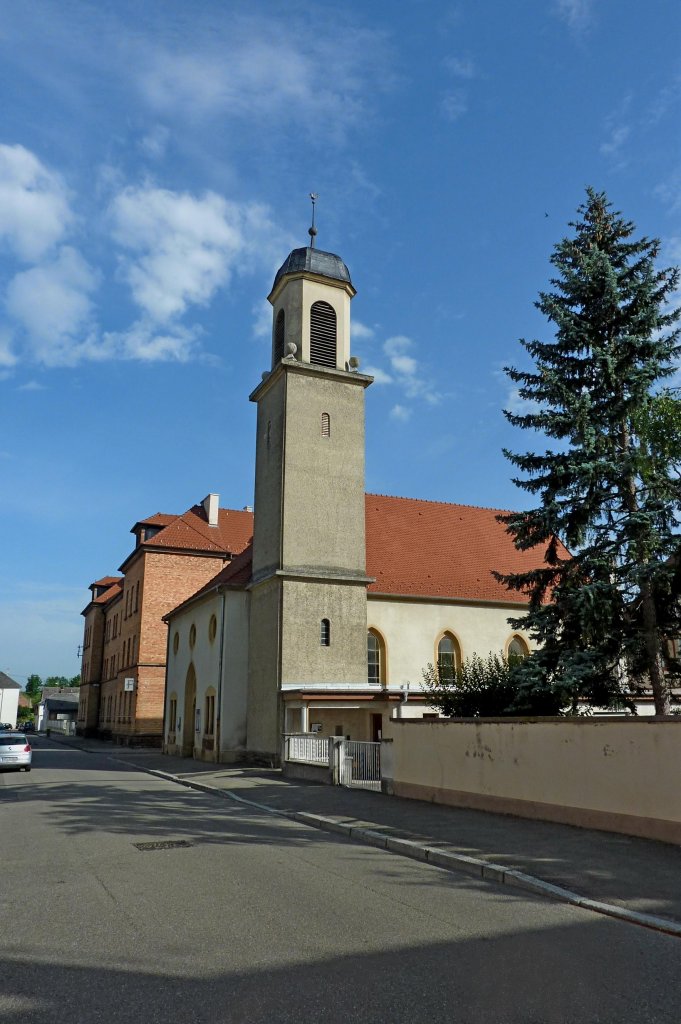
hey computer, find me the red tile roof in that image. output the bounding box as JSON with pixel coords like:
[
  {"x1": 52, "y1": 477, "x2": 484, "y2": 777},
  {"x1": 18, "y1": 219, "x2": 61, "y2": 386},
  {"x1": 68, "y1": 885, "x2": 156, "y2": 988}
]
[
  {"x1": 165, "y1": 493, "x2": 565, "y2": 616},
  {"x1": 365, "y1": 494, "x2": 564, "y2": 604},
  {"x1": 133, "y1": 513, "x2": 177, "y2": 530},
  {"x1": 92, "y1": 576, "x2": 122, "y2": 588},
  {"x1": 93, "y1": 581, "x2": 122, "y2": 605},
  {"x1": 143, "y1": 505, "x2": 253, "y2": 555}
]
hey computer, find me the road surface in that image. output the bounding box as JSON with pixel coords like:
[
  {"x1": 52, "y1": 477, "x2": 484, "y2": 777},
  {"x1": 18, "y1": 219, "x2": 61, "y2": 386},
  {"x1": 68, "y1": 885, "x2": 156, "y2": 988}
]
[{"x1": 1, "y1": 735, "x2": 678, "y2": 1023}]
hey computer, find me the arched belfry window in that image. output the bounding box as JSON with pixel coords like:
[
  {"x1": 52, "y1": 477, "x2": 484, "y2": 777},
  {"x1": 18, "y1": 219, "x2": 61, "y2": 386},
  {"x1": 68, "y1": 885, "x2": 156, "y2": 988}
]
[
  {"x1": 321, "y1": 413, "x2": 330, "y2": 438},
  {"x1": 320, "y1": 619, "x2": 331, "y2": 646},
  {"x1": 437, "y1": 632, "x2": 461, "y2": 684},
  {"x1": 273, "y1": 309, "x2": 285, "y2": 364},
  {"x1": 310, "y1": 301, "x2": 337, "y2": 368}
]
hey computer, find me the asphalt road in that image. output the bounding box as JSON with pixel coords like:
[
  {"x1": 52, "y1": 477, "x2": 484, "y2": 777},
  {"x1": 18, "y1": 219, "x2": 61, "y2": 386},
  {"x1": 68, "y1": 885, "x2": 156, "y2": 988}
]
[{"x1": 1, "y1": 736, "x2": 679, "y2": 1024}]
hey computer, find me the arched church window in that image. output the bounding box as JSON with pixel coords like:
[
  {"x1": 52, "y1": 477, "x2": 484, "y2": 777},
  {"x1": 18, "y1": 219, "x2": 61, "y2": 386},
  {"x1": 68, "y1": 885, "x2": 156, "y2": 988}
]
[
  {"x1": 310, "y1": 301, "x2": 337, "y2": 368},
  {"x1": 507, "y1": 635, "x2": 529, "y2": 661},
  {"x1": 273, "y1": 309, "x2": 285, "y2": 364},
  {"x1": 437, "y1": 632, "x2": 460, "y2": 684},
  {"x1": 320, "y1": 619, "x2": 331, "y2": 646},
  {"x1": 368, "y1": 629, "x2": 386, "y2": 686},
  {"x1": 321, "y1": 412, "x2": 330, "y2": 438}
]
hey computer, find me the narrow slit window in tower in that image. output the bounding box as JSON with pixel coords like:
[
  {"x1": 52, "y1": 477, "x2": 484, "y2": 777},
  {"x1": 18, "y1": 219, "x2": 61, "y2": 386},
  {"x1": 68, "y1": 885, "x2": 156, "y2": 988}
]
[
  {"x1": 321, "y1": 412, "x2": 330, "y2": 438},
  {"x1": 310, "y1": 301, "x2": 337, "y2": 367},
  {"x1": 273, "y1": 309, "x2": 285, "y2": 364},
  {"x1": 320, "y1": 618, "x2": 331, "y2": 646}
]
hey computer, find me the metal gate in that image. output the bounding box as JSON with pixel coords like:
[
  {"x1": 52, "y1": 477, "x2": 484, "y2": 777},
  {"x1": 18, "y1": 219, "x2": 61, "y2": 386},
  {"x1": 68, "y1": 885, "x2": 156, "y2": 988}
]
[{"x1": 338, "y1": 740, "x2": 381, "y2": 791}]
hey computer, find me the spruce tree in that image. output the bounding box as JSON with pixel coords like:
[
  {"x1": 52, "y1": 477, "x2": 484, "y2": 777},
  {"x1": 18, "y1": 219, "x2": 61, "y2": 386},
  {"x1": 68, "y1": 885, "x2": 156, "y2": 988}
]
[{"x1": 498, "y1": 189, "x2": 681, "y2": 715}]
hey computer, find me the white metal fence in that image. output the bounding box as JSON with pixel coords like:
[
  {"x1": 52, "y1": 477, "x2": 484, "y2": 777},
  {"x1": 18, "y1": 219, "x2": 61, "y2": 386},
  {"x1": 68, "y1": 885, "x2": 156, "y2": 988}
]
[
  {"x1": 284, "y1": 733, "x2": 330, "y2": 765},
  {"x1": 339, "y1": 740, "x2": 381, "y2": 791},
  {"x1": 284, "y1": 734, "x2": 381, "y2": 791}
]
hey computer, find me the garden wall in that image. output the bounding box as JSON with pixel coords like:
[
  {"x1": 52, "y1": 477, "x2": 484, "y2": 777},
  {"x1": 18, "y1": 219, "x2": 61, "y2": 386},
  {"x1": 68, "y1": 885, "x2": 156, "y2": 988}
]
[{"x1": 382, "y1": 717, "x2": 681, "y2": 843}]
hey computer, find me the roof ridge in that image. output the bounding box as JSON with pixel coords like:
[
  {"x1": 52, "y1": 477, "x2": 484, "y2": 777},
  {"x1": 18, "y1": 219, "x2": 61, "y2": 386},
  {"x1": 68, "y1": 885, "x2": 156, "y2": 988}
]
[{"x1": 365, "y1": 492, "x2": 516, "y2": 515}]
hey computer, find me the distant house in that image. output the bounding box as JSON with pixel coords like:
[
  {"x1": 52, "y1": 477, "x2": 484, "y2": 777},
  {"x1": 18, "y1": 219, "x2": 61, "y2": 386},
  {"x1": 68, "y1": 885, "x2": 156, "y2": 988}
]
[
  {"x1": 0, "y1": 672, "x2": 21, "y2": 728},
  {"x1": 35, "y1": 687, "x2": 80, "y2": 732}
]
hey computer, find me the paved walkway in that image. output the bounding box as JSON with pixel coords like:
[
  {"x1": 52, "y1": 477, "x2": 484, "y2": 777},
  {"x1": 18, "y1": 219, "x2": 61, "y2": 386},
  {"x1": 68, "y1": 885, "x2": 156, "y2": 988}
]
[{"x1": 43, "y1": 732, "x2": 681, "y2": 934}]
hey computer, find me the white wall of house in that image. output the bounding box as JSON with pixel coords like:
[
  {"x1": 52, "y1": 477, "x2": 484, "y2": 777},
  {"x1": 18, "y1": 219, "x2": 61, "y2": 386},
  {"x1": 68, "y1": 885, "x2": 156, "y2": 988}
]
[
  {"x1": 0, "y1": 689, "x2": 19, "y2": 728},
  {"x1": 367, "y1": 596, "x2": 533, "y2": 691}
]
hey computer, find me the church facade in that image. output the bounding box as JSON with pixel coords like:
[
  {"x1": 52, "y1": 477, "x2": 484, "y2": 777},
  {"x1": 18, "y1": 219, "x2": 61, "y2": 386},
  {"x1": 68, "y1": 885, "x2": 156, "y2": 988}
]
[{"x1": 163, "y1": 244, "x2": 542, "y2": 763}]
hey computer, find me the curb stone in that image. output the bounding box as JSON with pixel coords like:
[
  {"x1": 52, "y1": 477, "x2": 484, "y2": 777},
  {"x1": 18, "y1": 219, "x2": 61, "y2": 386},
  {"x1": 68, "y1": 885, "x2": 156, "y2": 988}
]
[{"x1": 66, "y1": 747, "x2": 681, "y2": 940}]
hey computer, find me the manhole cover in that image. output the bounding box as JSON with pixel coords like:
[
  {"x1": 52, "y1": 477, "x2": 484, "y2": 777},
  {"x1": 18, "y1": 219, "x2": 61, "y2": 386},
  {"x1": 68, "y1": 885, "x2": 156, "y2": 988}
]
[{"x1": 133, "y1": 840, "x2": 192, "y2": 851}]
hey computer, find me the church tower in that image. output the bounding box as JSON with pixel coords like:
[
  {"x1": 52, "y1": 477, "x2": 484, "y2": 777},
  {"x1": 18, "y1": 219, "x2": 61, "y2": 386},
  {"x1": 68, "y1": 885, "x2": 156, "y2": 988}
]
[{"x1": 246, "y1": 241, "x2": 373, "y2": 759}]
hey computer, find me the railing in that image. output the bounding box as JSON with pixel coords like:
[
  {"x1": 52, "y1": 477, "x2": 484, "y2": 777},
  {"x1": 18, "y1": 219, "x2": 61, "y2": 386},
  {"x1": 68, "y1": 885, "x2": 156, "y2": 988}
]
[
  {"x1": 45, "y1": 720, "x2": 77, "y2": 736},
  {"x1": 284, "y1": 733, "x2": 330, "y2": 765},
  {"x1": 340, "y1": 740, "x2": 381, "y2": 791}
]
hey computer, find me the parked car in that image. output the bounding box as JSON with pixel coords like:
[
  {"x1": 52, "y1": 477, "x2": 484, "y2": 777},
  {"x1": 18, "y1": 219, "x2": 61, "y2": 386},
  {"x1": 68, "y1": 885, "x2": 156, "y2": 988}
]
[
  {"x1": 0, "y1": 723, "x2": 13, "y2": 730},
  {"x1": 21, "y1": 721, "x2": 35, "y2": 732},
  {"x1": 0, "y1": 733, "x2": 32, "y2": 771}
]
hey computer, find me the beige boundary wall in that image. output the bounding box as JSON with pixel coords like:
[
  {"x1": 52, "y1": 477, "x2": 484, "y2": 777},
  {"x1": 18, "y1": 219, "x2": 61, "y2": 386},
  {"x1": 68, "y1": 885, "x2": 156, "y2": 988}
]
[{"x1": 382, "y1": 718, "x2": 681, "y2": 844}]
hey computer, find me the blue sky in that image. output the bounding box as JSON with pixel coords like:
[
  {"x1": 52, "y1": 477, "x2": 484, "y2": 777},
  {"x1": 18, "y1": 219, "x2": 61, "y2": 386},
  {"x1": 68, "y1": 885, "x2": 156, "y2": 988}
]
[{"x1": 1, "y1": 0, "x2": 679, "y2": 682}]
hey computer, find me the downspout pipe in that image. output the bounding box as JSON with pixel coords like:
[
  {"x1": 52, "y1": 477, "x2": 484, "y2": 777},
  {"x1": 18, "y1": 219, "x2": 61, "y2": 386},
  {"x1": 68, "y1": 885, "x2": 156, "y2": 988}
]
[{"x1": 216, "y1": 587, "x2": 226, "y2": 764}]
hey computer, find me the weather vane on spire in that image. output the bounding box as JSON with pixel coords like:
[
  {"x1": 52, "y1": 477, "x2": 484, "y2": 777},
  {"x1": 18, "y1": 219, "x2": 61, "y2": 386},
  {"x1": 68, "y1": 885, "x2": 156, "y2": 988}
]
[{"x1": 308, "y1": 192, "x2": 318, "y2": 248}]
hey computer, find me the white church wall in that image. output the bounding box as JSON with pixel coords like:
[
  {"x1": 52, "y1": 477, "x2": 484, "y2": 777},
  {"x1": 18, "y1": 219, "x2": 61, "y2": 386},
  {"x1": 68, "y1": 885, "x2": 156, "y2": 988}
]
[
  {"x1": 367, "y1": 596, "x2": 533, "y2": 691},
  {"x1": 220, "y1": 591, "x2": 250, "y2": 759},
  {"x1": 165, "y1": 590, "x2": 250, "y2": 762}
]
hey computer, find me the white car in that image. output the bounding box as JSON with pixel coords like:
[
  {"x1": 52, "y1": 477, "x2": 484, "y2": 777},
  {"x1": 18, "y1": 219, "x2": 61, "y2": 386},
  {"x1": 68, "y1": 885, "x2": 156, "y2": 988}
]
[{"x1": 0, "y1": 732, "x2": 32, "y2": 771}]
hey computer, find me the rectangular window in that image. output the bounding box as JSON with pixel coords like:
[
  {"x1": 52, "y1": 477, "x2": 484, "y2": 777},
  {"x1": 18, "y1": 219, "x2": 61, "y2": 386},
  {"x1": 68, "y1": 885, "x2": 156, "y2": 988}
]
[{"x1": 135, "y1": 581, "x2": 139, "y2": 612}]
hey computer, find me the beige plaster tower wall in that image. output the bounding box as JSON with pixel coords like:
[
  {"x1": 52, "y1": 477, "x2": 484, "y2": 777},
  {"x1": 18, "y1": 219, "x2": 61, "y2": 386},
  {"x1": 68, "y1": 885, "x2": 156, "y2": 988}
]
[{"x1": 247, "y1": 251, "x2": 373, "y2": 759}]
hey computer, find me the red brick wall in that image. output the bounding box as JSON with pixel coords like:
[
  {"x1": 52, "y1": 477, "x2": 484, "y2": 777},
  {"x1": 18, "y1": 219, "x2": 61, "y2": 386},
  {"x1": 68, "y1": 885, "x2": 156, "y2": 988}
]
[{"x1": 95, "y1": 550, "x2": 226, "y2": 739}]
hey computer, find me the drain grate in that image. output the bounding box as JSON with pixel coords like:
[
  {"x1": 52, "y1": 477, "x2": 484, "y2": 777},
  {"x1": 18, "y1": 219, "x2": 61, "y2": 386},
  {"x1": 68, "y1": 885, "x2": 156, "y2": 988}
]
[{"x1": 133, "y1": 839, "x2": 192, "y2": 851}]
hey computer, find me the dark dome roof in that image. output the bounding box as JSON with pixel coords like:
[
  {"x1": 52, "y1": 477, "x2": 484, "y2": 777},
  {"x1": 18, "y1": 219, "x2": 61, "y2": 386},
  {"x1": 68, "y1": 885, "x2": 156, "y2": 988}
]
[{"x1": 272, "y1": 247, "x2": 352, "y2": 291}]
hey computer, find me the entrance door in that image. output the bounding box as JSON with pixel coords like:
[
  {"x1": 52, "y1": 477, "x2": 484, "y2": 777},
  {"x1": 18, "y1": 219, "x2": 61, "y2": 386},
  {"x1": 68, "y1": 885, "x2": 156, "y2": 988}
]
[
  {"x1": 182, "y1": 664, "x2": 196, "y2": 757},
  {"x1": 371, "y1": 713, "x2": 382, "y2": 742}
]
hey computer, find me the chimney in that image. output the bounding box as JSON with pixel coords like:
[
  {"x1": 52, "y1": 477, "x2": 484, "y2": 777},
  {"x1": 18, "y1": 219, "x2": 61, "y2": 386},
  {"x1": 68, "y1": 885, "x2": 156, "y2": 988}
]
[{"x1": 202, "y1": 493, "x2": 219, "y2": 527}]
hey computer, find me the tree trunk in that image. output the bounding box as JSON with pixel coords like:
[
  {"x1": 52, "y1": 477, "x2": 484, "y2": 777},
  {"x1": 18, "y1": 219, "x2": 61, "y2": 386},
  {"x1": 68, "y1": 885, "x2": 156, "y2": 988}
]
[
  {"x1": 640, "y1": 579, "x2": 672, "y2": 715},
  {"x1": 621, "y1": 421, "x2": 671, "y2": 715}
]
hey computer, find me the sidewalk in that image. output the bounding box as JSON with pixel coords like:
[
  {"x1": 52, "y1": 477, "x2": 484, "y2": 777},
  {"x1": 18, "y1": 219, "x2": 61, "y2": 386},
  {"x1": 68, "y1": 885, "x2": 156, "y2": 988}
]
[{"x1": 46, "y1": 732, "x2": 681, "y2": 934}]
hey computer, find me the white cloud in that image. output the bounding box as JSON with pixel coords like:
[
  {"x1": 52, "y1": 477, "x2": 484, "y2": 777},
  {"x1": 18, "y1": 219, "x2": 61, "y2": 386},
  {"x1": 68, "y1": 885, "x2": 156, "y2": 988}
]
[
  {"x1": 506, "y1": 387, "x2": 540, "y2": 417},
  {"x1": 6, "y1": 247, "x2": 99, "y2": 365},
  {"x1": 364, "y1": 365, "x2": 393, "y2": 385},
  {"x1": 115, "y1": 321, "x2": 199, "y2": 362},
  {"x1": 139, "y1": 124, "x2": 170, "y2": 160},
  {"x1": 555, "y1": 0, "x2": 593, "y2": 32},
  {"x1": 252, "y1": 300, "x2": 273, "y2": 340},
  {"x1": 110, "y1": 186, "x2": 284, "y2": 324},
  {"x1": 351, "y1": 320, "x2": 375, "y2": 340},
  {"x1": 0, "y1": 143, "x2": 73, "y2": 261},
  {"x1": 0, "y1": 329, "x2": 18, "y2": 368},
  {"x1": 441, "y1": 90, "x2": 468, "y2": 122},
  {"x1": 137, "y1": 22, "x2": 385, "y2": 142},
  {"x1": 445, "y1": 56, "x2": 476, "y2": 79},
  {"x1": 17, "y1": 380, "x2": 46, "y2": 391},
  {"x1": 391, "y1": 354, "x2": 418, "y2": 377},
  {"x1": 600, "y1": 124, "x2": 630, "y2": 158},
  {"x1": 365, "y1": 334, "x2": 441, "y2": 407},
  {"x1": 384, "y1": 335, "x2": 412, "y2": 356},
  {"x1": 390, "y1": 404, "x2": 412, "y2": 422}
]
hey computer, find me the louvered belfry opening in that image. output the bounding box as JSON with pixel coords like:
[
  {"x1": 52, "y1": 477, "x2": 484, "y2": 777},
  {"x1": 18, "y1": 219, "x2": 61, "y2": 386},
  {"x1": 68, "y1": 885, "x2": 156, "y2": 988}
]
[
  {"x1": 310, "y1": 301, "x2": 337, "y2": 368},
  {"x1": 273, "y1": 309, "x2": 285, "y2": 363}
]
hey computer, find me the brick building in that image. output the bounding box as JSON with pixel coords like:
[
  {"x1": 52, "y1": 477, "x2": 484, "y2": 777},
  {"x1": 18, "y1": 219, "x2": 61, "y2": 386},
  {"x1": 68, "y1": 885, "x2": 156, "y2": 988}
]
[{"x1": 78, "y1": 496, "x2": 252, "y2": 743}]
